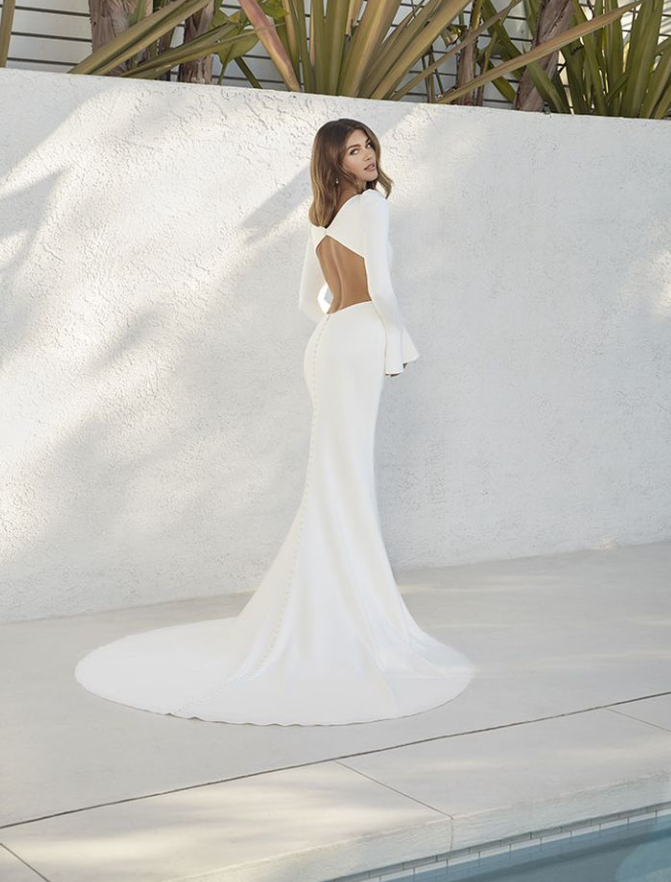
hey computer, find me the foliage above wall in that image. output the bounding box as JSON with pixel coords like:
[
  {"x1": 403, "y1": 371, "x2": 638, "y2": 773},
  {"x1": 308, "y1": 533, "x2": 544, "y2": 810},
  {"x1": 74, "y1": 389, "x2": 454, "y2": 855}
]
[{"x1": 1, "y1": 0, "x2": 668, "y2": 117}]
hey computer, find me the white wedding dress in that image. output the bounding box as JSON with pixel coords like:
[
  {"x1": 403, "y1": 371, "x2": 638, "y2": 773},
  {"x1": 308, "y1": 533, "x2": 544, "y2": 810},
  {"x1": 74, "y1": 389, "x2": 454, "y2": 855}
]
[{"x1": 74, "y1": 188, "x2": 475, "y2": 726}]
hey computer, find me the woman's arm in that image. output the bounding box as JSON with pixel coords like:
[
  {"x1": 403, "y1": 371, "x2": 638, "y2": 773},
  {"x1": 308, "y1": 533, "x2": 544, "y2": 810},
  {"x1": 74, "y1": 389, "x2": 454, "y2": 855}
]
[
  {"x1": 297, "y1": 231, "x2": 327, "y2": 323},
  {"x1": 361, "y1": 191, "x2": 419, "y2": 376}
]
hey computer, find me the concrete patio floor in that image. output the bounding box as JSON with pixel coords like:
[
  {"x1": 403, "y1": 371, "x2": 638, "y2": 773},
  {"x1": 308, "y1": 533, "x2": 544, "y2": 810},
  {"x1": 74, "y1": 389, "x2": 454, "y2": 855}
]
[{"x1": 2, "y1": 538, "x2": 671, "y2": 882}]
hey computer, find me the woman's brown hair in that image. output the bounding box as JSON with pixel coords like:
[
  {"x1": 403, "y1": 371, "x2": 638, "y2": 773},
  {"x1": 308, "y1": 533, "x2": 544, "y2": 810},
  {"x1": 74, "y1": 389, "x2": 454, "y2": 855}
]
[{"x1": 307, "y1": 118, "x2": 393, "y2": 228}]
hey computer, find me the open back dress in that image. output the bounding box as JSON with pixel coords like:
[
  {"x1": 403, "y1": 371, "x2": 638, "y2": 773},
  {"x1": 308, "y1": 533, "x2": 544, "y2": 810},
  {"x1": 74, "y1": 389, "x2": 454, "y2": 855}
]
[{"x1": 74, "y1": 187, "x2": 475, "y2": 726}]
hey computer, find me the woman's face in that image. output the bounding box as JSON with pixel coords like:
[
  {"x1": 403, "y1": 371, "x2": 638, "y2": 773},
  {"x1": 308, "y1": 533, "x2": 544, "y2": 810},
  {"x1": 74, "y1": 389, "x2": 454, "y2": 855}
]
[{"x1": 341, "y1": 128, "x2": 377, "y2": 186}]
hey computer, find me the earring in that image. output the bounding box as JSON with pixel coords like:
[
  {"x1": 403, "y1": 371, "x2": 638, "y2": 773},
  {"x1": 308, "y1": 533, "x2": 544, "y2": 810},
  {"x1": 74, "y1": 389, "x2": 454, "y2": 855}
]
[{"x1": 335, "y1": 177, "x2": 339, "y2": 184}]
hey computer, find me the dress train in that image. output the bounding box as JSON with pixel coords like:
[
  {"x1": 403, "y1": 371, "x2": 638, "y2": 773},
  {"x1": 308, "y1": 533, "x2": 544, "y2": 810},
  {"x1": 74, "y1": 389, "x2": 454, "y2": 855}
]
[{"x1": 75, "y1": 301, "x2": 475, "y2": 726}]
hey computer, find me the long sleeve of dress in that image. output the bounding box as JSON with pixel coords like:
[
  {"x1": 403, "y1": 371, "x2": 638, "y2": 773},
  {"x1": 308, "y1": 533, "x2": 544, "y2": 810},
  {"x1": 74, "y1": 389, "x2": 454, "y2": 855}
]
[
  {"x1": 298, "y1": 231, "x2": 327, "y2": 323},
  {"x1": 360, "y1": 191, "x2": 420, "y2": 375}
]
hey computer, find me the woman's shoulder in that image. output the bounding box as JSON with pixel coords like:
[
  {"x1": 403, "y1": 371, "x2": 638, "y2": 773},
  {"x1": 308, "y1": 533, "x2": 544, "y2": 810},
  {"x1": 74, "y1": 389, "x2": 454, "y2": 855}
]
[
  {"x1": 363, "y1": 187, "x2": 387, "y2": 201},
  {"x1": 359, "y1": 187, "x2": 389, "y2": 216}
]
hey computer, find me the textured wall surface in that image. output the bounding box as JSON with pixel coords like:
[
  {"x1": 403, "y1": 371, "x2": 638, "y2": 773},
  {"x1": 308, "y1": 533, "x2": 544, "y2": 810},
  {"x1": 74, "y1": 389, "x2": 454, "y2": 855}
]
[{"x1": 1, "y1": 67, "x2": 670, "y2": 623}]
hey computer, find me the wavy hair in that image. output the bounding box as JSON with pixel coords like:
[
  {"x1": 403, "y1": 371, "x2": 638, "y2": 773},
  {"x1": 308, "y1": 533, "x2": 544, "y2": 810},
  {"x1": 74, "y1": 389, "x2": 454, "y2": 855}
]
[{"x1": 307, "y1": 118, "x2": 393, "y2": 228}]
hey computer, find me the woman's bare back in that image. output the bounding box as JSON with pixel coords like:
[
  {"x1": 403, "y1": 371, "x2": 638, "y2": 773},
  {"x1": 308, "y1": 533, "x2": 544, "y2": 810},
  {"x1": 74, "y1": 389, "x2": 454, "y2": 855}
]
[{"x1": 316, "y1": 231, "x2": 373, "y2": 315}]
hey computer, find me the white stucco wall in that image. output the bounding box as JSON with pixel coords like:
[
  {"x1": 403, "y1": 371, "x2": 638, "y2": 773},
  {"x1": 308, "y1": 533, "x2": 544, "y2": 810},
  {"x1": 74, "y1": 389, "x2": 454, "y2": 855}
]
[{"x1": 1, "y1": 67, "x2": 670, "y2": 623}]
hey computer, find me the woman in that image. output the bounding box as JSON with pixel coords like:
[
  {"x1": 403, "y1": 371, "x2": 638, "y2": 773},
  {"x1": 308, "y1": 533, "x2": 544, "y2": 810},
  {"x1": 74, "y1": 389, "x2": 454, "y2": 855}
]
[{"x1": 74, "y1": 119, "x2": 475, "y2": 726}]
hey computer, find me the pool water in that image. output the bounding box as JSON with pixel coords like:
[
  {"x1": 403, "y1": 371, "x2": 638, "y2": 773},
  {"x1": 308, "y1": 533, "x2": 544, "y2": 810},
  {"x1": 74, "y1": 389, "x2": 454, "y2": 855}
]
[{"x1": 400, "y1": 812, "x2": 671, "y2": 882}]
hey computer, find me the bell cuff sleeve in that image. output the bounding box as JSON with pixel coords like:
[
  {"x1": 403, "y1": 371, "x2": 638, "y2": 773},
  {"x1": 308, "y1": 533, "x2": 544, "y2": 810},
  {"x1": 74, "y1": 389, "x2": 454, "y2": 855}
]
[{"x1": 361, "y1": 191, "x2": 420, "y2": 375}]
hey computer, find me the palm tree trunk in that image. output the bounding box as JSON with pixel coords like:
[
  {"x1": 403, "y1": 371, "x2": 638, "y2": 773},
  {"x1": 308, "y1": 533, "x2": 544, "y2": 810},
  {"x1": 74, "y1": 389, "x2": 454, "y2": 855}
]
[
  {"x1": 89, "y1": 0, "x2": 153, "y2": 76},
  {"x1": 177, "y1": 2, "x2": 215, "y2": 83},
  {"x1": 514, "y1": 0, "x2": 574, "y2": 110}
]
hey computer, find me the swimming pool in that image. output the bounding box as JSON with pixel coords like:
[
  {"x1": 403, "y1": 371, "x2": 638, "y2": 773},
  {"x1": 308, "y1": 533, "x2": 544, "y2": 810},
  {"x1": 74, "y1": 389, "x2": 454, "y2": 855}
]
[{"x1": 330, "y1": 803, "x2": 671, "y2": 882}]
